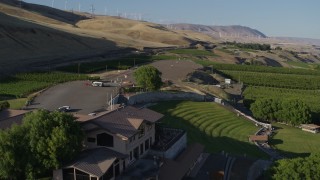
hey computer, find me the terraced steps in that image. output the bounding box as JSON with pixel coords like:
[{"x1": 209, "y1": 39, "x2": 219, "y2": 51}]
[{"x1": 151, "y1": 101, "x2": 268, "y2": 158}]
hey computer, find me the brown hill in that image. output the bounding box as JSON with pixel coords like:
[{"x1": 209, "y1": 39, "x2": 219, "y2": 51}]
[
  {"x1": 0, "y1": 12, "x2": 121, "y2": 75},
  {"x1": 0, "y1": 0, "x2": 219, "y2": 75},
  {"x1": 170, "y1": 24, "x2": 267, "y2": 38}
]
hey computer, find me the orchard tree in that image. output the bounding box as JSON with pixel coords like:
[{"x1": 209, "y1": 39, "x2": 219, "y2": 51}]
[
  {"x1": 250, "y1": 98, "x2": 279, "y2": 121},
  {"x1": 134, "y1": 65, "x2": 163, "y2": 91},
  {"x1": 276, "y1": 100, "x2": 311, "y2": 125},
  {"x1": 250, "y1": 98, "x2": 311, "y2": 125}
]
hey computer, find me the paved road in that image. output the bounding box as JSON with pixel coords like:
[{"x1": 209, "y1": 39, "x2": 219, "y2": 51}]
[{"x1": 27, "y1": 81, "x2": 118, "y2": 114}]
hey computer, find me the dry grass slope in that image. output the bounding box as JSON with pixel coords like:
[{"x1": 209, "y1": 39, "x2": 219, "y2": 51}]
[{"x1": 0, "y1": 1, "x2": 218, "y2": 75}]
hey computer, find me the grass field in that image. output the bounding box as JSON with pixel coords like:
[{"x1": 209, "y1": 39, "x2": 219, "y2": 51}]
[
  {"x1": 286, "y1": 61, "x2": 311, "y2": 69},
  {"x1": 151, "y1": 101, "x2": 268, "y2": 158},
  {"x1": 271, "y1": 123, "x2": 320, "y2": 158},
  {"x1": 0, "y1": 72, "x2": 91, "y2": 98},
  {"x1": 0, "y1": 98, "x2": 27, "y2": 109}
]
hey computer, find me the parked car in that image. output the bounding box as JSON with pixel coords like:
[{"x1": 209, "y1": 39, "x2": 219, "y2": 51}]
[
  {"x1": 92, "y1": 81, "x2": 103, "y2": 87},
  {"x1": 58, "y1": 106, "x2": 71, "y2": 112}
]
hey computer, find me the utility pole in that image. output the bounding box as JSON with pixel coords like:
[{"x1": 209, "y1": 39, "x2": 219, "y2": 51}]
[
  {"x1": 78, "y1": 63, "x2": 81, "y2": 77},
  {"x1": 18, "y1": 0, "x2": 22, "y2": 8}
]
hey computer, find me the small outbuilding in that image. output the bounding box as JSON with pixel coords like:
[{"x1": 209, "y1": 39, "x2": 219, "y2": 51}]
[
  {"x1": 225, "y1": 79, "x2": 231, "y2": 84},
  {"x1": 301, "y1": 124, "x2": 320, "y2": 134},
  {"x1": 53, "y1": 147, "x2": 127, "y2": 180},
  {"x1": 249, "y1": 135, "x2": 268, "y2": 143}
]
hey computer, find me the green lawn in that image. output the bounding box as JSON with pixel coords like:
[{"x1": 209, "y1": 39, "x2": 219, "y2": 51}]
[
  {"x1": 271, "y1": 123, "x2": 320, "y2": 158},
  {"x1": 0, "y1": 72, "x2": 90, "y2": 97},
  {"x1": 1, "y1": 98, "x2": 27, "y2": 109},
  {"x1": 286, "y1": 61, "x2": 311, "y2": 69},
  {"x1": 151, "y1": 101, "x2": 268, "y2": 158}
]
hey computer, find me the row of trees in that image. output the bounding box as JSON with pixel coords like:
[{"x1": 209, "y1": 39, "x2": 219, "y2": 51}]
[
  {"x1": 223, "y1": 70, "x2": 320, "y2": 90},
  {"x1": 223, "y1": 41, "x2": 271, "y2": 51},
  {"x1": 243, "y1": 86, "x2": 320, "y2": 116},
  {"x1": 250, "y1": 98, "x2": 311, "y2": 125},
  {"x1": 211, "y1": 63, "x2": 320, "y2": 76},
  {"x1": 0, "y1": 110, "x2": 84, "y2": 179},
  {"x1": 269, "y1": 153, "x2": 320, "y2": 179},
  {"x1": 1, "y1": 72, "x2": 91, "y2": 97}
]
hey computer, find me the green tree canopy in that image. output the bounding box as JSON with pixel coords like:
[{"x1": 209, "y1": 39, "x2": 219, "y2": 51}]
[
  {"x1": 0, "y1": 110, "x2": 84, "y2": 179},
  {"x1": 0, "y1": 124, "x2": 31, "y2": 179},
  {"x1": 0, "y1": 101, "x2": 10, "y2": 111},
  {"x1": 250, "y1": 98, "x2": 311, "y2": 125},
  {"x1": 134, "y1": 65, "x2": 163, "y2": 91},
  {"x1": 270, "y1": 153, "x2": 320, "y2": 180}
]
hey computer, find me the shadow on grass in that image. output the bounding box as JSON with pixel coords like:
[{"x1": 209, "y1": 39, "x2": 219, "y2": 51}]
[
  {"x1": 279, "y1": 150, "x2": 310, "y2": 159},
  {"x1": 0, "y1": 12, "x2": 122, "y2": 76},
  {"x1": 151, "y1": 101, "x2": 269, "y2": 159},
  {"x1": 152, "y1": 101, "x2": 314, "y2": 160},
  {"x1": 269, "y1": 139, "x2": 283, "y2": 145},
  {"x1": 272, "y1": 126, "x2": 283, "y2": 130}
]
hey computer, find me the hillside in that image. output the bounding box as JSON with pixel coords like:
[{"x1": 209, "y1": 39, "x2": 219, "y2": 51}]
[
  {"x1": 1, "y1": 0, "x2": 320, "y2": 77},
  {"x1": 274, "y1": 37, "x2": 320, "y2": 46},
  {"x1": 170, "y1": 24, "x2": 267, "y2": 38},
  {"x1": 0, "y1": 11, "x2": 121, "y2": 75},
  {"x1": 0, "y1": 0, "x2": 221, "y2": 76}
]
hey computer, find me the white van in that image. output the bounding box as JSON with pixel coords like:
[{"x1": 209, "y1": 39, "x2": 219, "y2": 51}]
[{"x1": 92, "y1": 81, "x2": 103, "y2": 87}]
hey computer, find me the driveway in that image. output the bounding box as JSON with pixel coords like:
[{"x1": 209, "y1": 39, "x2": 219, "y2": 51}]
[{"x1": 27, "y1": 81, "x2": 118, "y2": 114}]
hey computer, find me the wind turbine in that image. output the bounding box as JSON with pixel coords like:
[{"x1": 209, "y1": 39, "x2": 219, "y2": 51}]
[
  {"x1": 64, "y1": 1, "x2": 68, "y2": 10},
  {"x1": 104, "y1": 7, "x2": 108, "y2": 16},
  {"x1": 90, "y1": 4, "x2": 95, "y2": 18},
  {"x1": 51, "y1": 0, "x2": 54, "y2": 8}
]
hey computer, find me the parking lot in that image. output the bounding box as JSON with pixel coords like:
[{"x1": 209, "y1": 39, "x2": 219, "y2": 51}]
[{"x1": 27, "y1": 81, "x2": 118, "y2": 114}]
